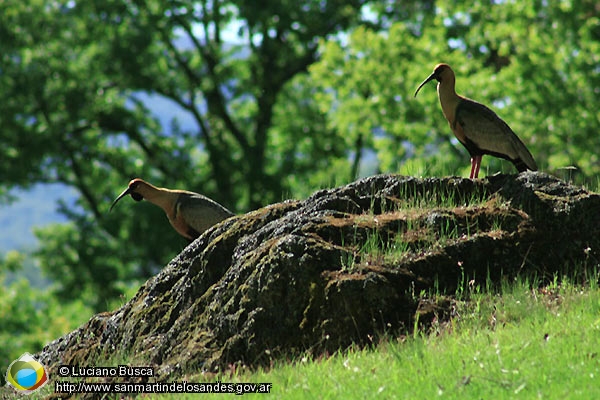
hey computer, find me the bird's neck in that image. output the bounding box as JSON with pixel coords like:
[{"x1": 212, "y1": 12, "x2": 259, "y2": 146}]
[
  {"x1": 437, "y1": 77, "x2": 462, "y2": 126},
  {"x1": 139, "y1": 185, "x2": 180, "y2": 217}
]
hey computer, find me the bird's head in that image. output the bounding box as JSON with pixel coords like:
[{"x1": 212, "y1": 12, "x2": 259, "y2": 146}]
[
  {"x1": 414, "y1": 63, "x2": 454, "y2": 97},
  {"x1": 109, "y1": 178, "x2": 151, "y2": 211}
]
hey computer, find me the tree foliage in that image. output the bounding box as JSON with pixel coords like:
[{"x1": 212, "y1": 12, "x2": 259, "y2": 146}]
[
  {"x1": 0, "y1": 257, "x2": 93, "y2": 383},
  {"x1": 311, "y1": 0, "x2": 600, "y2": 179},
  {"x1": 0, "y1": 0, "x2": 372, "y2": 310},
  {"x1": 1, "y1": 0, "x2": 598, "y2": 310}
]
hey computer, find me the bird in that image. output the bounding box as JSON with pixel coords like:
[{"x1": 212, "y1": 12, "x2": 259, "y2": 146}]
[
  {"x1": 109, "y1": 178, "x2": 234, "y2": 240},
  {"x1": 414, "y1": 63, "x2": 537, "y2": 178}
]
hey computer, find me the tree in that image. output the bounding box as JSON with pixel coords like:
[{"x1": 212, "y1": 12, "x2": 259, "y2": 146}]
[
  {"x1": 0, "y1": 0, "x2": 378, "y2": 310},
  {"x1": 310, "y1": 0, "x2": 600, "y2": 181}
]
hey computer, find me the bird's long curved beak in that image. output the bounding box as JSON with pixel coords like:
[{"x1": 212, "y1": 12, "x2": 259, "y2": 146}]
[
  {"x1": 109, "y1": 187, "x2": 134, "y2": 212},
  {"x1": 414, "y1": 72, "x2": 437, "y2": 97}
]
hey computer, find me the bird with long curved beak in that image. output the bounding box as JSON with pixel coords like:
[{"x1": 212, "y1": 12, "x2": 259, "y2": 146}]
[
  {"x1": 110, "y1": 178, "x2": 234, "y2": 240},
  {"x1": 414, "y1": 63, "x2": 537, "y2": 179}
]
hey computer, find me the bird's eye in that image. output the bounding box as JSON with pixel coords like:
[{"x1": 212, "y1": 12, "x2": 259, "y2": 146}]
[{"x1": 131, "y1": 193, "x2": 143, "y2": 201}]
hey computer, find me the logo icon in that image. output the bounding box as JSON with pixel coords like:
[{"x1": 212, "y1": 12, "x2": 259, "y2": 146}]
[{"x1": 6, "y1": 353, "x2": 49, "y2": 394}]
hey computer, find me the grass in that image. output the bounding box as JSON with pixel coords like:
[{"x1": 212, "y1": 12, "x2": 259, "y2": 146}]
[
  {"x1": 383, "y1": 181, "x2": 489, "y2": 213},
  {"x1": 343, "y1": 199, "x2": 507, "y2": 271},
  {"x1": 19, "y1": 273, "x2": 599, "y2": 400},
  {"x1": 127, "y1": 274, "x2": 600, "y2": 400},
  {"x1": 14, "y1": 274, "x2": 599, "y2": 400}
]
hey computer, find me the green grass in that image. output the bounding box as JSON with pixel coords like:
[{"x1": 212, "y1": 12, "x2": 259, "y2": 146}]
[
  {"x1": 343, "y1": 199, "x2": 506, "y2": 271},
  {"x1": 7, "y1": 271, "x2": 598, "y2": 400},
  {"x1": 130, "y1": 275, "x2": 600, "y2": 400},
  {"x1": 385, "y1": 182, "x2": 489, "y2": 212}
]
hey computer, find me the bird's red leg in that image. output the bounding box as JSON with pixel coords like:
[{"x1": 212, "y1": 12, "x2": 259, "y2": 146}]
[
  {"x1": 473, "y1": 155, "x2": 482, "y2": 179},
  {"x1": 469, "y1": 156, "x2": 482, "y2": 179}
]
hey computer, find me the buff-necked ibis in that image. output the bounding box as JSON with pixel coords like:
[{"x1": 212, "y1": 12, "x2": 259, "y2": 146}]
[
  {"x1": 110, "y1": 178, "x2": 234, "y2": 240},
  {"x1": 414, "y1": 63, "x2": 537, "y2": 178}
]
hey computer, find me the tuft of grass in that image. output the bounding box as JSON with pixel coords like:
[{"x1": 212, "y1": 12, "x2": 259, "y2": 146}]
[
  {"x1": 389, "y1": 183, "x2": 489, "y2": 213},
  {"x1": 341, "y1": 184, "x2": 509, "y2": 272},
  {"x1": 344, "y1": 208, "x2": 504, "y2": 271}
]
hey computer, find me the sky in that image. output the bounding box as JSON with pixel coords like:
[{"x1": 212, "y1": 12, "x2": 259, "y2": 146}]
[{"x1": 0, "y1": 184, "x2": 73, "y2": 252}]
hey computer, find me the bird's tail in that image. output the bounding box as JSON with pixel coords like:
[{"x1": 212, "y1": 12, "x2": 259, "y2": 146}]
[{"x1": 512, "y1": 157, "x2": 537, "y2": 172}]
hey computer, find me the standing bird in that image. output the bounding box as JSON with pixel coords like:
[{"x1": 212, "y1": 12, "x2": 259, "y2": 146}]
[
  {"x1": 110, "y1": 178, "x2": 234, "y2": 240},
  {"x1": 414, "y1": 63, "x2": 537, "y2": 178}
]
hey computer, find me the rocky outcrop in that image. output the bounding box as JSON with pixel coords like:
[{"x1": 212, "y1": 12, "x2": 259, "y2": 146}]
[{"x1": 37, "y1": 172, "x2": 600, "y2": 380}]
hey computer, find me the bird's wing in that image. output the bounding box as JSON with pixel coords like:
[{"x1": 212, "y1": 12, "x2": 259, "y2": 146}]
[
  {"x1": 455, "y1": 100, "x2": 537, "y2": 170},
  {"x1": 176, "y1": 193, "x2": 234, "y2": 237}
]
